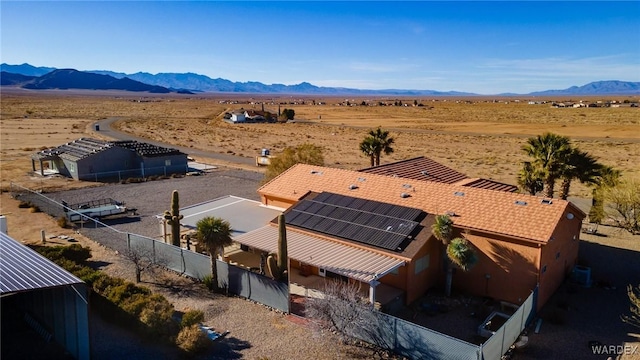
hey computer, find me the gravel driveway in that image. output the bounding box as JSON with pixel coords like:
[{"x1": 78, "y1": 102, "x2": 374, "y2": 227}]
[{"x1": 47, "y1": 168, "x2": 264, "y2": 240}]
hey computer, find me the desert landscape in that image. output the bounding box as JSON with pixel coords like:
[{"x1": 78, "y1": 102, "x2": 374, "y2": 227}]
[
  {"x1": 1, "y1": 89, "x2": 639, "y2": 197},
  {"x1": 1, "y1": 89, "x2": 639, "y2": 359}
]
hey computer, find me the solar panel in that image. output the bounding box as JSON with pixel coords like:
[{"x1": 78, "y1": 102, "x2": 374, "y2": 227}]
[{"x1": 286, "y1": 192, "x2": 424, "y2": 251}]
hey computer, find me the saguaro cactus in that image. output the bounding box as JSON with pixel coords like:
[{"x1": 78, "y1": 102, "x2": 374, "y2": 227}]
[
  {"x1": 164, "y1": 190, "x2": 184, "y2": 247},
  {"x1": 267, "y1": 214, "x2": 288, "y2": 281}
]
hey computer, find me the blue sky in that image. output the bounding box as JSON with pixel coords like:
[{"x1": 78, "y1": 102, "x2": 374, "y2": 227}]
[{"x1": 1, "y1": 1, "x2": 639, "y2": 94}]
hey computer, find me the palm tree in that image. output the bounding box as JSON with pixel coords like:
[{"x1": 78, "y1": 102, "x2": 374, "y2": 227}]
[
  {"x1": 518, "y1": 161, "x2": 544, "y2": 195},
  {"x1": 431, "y1": 214, "x2": 454, "y2": 296},
  {"x1": 196, "y1": 216, "x2": 233, "y2": 291},
  {"x1": 522, "y1": 132, "x2": 572, "y2": 198},
  {"x1": 359, "y1": 127, "x2": 395, "y2": 166},
  {"x1": 589, "y1": 165, "x2": 622, "y2": 226},
  {"x1": 359, "y1": 137, "x2": 377, "y2": 167},
  {"x1": 447, "y1": 238, "x2": 478, "y2": 271},
  {"x1": 558, "y1": 148, "x2": 602, "y2": 200}
]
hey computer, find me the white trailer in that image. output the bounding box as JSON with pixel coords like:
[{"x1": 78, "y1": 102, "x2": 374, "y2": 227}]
[{"x1": 63, "y1": 198, "x2": 132, "y2": 222}]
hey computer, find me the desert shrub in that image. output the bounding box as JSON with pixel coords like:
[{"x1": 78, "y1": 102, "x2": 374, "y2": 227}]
[
  {"x1": 29, "y1": 205, "x2": 41, "y2": 213},
  {"x1": 92, "y1": 273, "x2": 125, "y2": 294},
  {"x1": 57, "y1": 216, "x2": 70, "y2": 228},
  {"x1": 120, "y1": 293, "x2": 152, "y2": 317},
  {"x1": 181, "y1": 310, "x2": 204, "y2": 328},
  {"x1": 18, "y1": 200, "x2": 31, "y2": 208},
  {"x1": 59, "y1": 244, "x2": 91, "y2": 263},
  {"x1": 74, "y1": 266, "x2": 101, "y2": 285},
  {"x1": 139, "y1": 294, "x2": 176, "y2": 338},
  {"x1": 176, "y1": 324, "x2": 209, "y2": 355},
  {"x1": 33, "y1": 244, "x2": 91, "y2": 264},
  {"x1": 105, "y1": 282, "x2": 151, "y2": 305},
  {"x1": 201, "y1": 275, "x2": 214, "y2": 291}
]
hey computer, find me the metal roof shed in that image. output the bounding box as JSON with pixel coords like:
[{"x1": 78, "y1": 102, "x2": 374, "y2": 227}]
[{"x1": 0, "y1": 232, "x2": 90, "y2": 360}]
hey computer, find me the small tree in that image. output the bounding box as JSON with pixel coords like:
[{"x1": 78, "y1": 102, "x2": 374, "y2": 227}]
[
  {"x1": 447, "y1": 237, "x2": 478, "y2": 271},
  {"x1": 605, "y1": 179, "x2": 640, "y2": 234},
  {"x1": 518, "y1": 161, "x2": 544, "y2": 195},
  {"x1": 262, "y1": 143, "x2": 324, "y2": 184},
  {"x1": 280, "y1": 108, "x2": 295, "y2": 121},
  {"x1": 124, "y1": 243, "x2": 168, "y2": 283},
  {"x1": 522, "y1": 132, "x2": 572, "y2": 198},
  {"x1": 359, "y1": 127, "x2": 394, "y2": 167},
  {"x1": 589, "y1": 165, "x2": 621, "y2": 226},
  {"x1": 431, "y1": 215, "x2": 454, "y2": 296},
  {"x1": 196, "y1": 217, "x2": 233, "y2": 291},
  {"x1": 305, "y1": 280, "x2": 393, "y2": 355}
]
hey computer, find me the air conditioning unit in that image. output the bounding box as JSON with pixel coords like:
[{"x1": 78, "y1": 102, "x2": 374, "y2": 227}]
[{"x1": 318, "y1": 268, "x2": 326, "y2": 277}]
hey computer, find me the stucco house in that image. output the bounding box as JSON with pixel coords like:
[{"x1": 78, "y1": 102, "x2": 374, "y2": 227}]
[
  {"x1": 31, "y1": 137, "x2": 188, "y2": 181},
  {"x1": 235, "y1": 163, "x2": 584, "y2": 310}
]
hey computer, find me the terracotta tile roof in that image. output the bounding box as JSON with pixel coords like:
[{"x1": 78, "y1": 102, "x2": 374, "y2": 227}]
[
  {"x1": 454, "y1": 178, "x2": 519, "y2": 193},
  {"x1": 259, "y1": 164, "x2": 585, "y2": 243},
  {"x1": 360, "y1": 156, "x2": 467, "y2": 184}
]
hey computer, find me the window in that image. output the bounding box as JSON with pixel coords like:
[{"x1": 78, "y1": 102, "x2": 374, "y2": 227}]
[
  {"x1": 390, "y1": 267, "x2": 400, "y2": 275},
  {"x1": 414, "y1": 254, "x2": 430, "y2": 274},
  {"x1": 69, "y1": 163, "x2": 76, "y2": 173},
  {"x1": 165, "y1": 159, "x2": 171, "y2": 166},
  {"x1": 556, "y1": 252, "x2": 561, "y2": 260},
  {"x1": 542, "y1": 265, "x2": 547, "y2": 274}
]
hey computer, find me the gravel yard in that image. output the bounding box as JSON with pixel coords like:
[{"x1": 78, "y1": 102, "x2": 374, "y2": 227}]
[{"x1": 45, "y1": 169, "x2": 264, "y2": 239}]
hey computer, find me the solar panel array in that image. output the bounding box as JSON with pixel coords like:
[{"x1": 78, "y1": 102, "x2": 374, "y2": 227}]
[
  {"x1": 286, "y1": 192, "x2": 423, "y2": 252},
  {"x1": 114, "y1": 140, "x2": 183, "y2": 157}
]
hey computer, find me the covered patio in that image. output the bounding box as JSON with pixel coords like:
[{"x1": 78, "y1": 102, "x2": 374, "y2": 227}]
[{"x1": 231, "y1": 225, "x2": 406, "y2": 308}]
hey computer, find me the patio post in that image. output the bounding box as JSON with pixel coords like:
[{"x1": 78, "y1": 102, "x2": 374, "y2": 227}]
[{"x1": 369, "y1": 279, "x2": 380, "y2": 307}]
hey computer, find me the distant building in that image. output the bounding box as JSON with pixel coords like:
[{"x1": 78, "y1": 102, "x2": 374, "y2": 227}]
[{"x1": 31, "y1": 138, "x2": 188, "y2": 181}]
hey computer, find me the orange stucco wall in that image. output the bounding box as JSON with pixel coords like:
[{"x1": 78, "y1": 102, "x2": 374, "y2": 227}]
[
  {"x1": 536, "y1": 208, "x2": 582, "y2": 309},
  {"x1": 261, "y1": 195, "x2": 295, "y2": 210},
  {"x1": 406, "y1": 237, "x2": 442, "y2": 304},
  {"x1": 452, "y1": 232, "x2": 541, "y2": 305}
]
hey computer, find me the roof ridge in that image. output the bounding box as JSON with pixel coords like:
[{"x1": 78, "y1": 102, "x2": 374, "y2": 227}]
[{"x1": 359, "y1": 156, "x2": 425, "y2": 171}]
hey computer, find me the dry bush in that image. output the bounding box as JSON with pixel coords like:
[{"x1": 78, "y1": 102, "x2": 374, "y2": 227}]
[
  {"x1": 57, "y1": 216, "x2": 70, "y2": 228},
  {"x1": 176, "y1": 324, "x2": 209, "y2": 355}
]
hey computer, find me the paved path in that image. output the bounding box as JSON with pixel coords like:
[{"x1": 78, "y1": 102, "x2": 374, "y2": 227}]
[{"x1": 92, "y1": 117, "x2": 256, "y2": 166}]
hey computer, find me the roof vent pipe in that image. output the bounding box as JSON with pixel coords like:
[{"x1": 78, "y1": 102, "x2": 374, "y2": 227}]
[
  {"x1": 400, "y1": 193, "x2": 410, "y2": 198},
  {"x1": 349, "y1": 184, "x2": 358, "y2": 190}
]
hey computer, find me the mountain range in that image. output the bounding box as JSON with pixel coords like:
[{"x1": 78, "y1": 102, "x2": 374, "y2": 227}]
[{"x1": 2, "y1": 63, "x2": 639, "y2": 95}]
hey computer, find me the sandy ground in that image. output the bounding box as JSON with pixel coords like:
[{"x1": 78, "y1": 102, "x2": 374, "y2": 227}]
[{"x1": 1, "y1": 90, "x2": 639, "y2": 197}]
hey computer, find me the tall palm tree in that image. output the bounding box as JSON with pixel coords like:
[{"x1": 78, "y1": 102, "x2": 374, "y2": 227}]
[
  {"x1": 589, "y1": 165, "x2": 622, "y2": 226},
  {"x1": 522, "y1": 132, "x2": 572, "y2": 198},
  {"x1": 518, "y1": 161, "x2": 544, "y2": 195},
  {"x1": 431, "y1": 214, "x2": 454, "y2": 296},
  {"x1": 359, "y1": 137, "x2": 377, "y2": 167},
  {"x1": 447, "y1": 238, "x2": 478, "y2": 271},
  {"x1": 359, "y1": 127, "x2": 395, "y2": 166},
  {"x1": 558, "y1": 148, "x2": 602, "y2": 200},
  {"x1": 196, "y1": 216, "x2": 233, "y2": 291}
]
